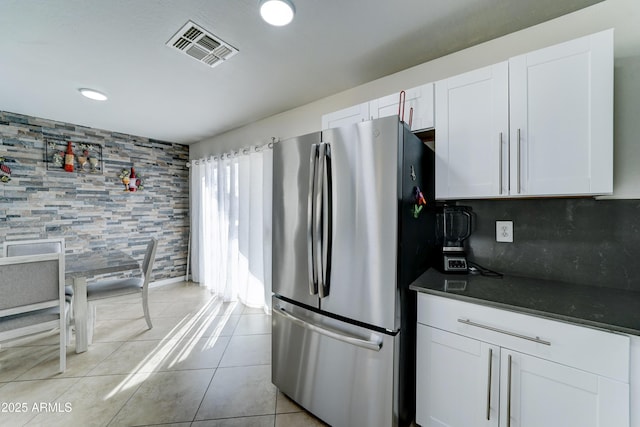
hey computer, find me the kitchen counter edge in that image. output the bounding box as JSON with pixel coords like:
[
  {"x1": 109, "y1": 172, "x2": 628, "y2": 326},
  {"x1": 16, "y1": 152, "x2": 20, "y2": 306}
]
[{"x1": 410, "y1": 268, "x2": 640, "y2": 337}]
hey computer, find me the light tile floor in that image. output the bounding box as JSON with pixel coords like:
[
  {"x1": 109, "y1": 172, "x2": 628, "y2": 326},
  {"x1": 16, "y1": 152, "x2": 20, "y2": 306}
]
[{"x1": 0, "y1": 281, "x2": 328, "y2": 427}]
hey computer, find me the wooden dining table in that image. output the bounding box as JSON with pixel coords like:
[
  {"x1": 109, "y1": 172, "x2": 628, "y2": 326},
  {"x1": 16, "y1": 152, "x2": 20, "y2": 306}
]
[{"x1": 66, "y1": 249, "x2": 140, "y2": 353}]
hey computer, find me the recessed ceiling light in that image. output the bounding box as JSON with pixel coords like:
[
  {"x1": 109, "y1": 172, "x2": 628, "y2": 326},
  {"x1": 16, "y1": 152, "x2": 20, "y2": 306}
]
[
  {"x1": 79, "y1": 88, "x2": 108, "y2": 101},
  {"x1": 259, "y1": 0, "x2": 295, "y2": 26}
]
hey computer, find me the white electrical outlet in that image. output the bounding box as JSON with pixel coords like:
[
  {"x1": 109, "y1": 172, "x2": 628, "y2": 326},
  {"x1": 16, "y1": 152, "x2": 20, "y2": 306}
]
[{"x1": 496, "y1": 220, "x2": 514, "y2": 243}]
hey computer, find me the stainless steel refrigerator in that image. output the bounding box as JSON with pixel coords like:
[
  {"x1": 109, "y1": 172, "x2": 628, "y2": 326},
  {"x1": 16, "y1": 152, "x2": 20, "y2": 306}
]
[{"x1": 272, "y1": 115, "x2": 437, "y2": 427}]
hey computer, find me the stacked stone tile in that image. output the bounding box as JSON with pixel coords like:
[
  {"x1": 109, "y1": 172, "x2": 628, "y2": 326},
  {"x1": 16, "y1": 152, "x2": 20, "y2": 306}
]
[{"x1": 0, "y1": 111, "x2": 189, "y2": 283}]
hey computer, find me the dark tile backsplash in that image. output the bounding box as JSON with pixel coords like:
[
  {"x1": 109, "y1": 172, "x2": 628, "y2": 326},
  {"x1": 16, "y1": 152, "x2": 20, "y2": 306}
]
[{"x1": 461, "y1": 198, "x2": 640, "y2": 291}]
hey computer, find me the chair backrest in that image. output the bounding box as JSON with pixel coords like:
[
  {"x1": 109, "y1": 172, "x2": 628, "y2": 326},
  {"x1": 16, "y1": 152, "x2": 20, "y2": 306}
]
[
  {"x1": 3, "y1": 238, "x2": 65, "y2": 257},
  {"x1": 0, "y1": 253, "x2": 64, "y2": 315},
  {"x1": 0, "y1": 252, "x2": 67, "y2": 373},
  {"x1": 141, "y1": 238, "x2": 158, "y2": 286}
]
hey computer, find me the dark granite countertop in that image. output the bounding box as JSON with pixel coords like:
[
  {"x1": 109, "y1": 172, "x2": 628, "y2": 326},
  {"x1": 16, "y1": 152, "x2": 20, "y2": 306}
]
[{"x1": 410, "y1": 268, "x2": 640, "y2": 336}]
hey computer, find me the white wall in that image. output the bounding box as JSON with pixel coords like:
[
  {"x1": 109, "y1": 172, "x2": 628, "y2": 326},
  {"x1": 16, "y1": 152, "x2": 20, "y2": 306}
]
[
  {"x1": 190, "y1": 0, "x2": 640, "y2": 196},
  {"x1": 608, "y1": 55, "x2": 640, "y2": 199}
]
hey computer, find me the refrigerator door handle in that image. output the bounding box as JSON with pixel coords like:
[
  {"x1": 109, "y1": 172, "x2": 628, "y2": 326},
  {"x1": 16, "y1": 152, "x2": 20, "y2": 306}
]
[
  {"x1": 319, "y1": 143, "x2": 332, "y2": 298},
  {"x1": 307, "y1": 144, "x2": 319, "y2": 296},
  {"x1": 315, "y1": 143, "x2": 326, "y2": 297},
  {"x1": 274, "y1": 306, "x2": 383, "y2": 352}
]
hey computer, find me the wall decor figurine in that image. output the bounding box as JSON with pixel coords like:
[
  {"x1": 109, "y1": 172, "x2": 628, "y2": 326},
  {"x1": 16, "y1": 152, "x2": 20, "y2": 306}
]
[
  {"x1": 49, "y1": 143, "x2": 64, "y2": 167},
  {"x1": 119, "y1": 167, "x2": 143, "y2": 191},
  {"x1": 119, "y1": 168, "x2": 130, "y2": 190},
  {"x1": 63, "y1": 141, "x2": 74, "y2": 172},
  {"x1": 77, "y1": 143, "x2": 97, "y2": 172},
  {"x1": 0, "y1": 156, "x2": 13, "y2": 183},
  {"x1": 45, "y1": 139, "x2": 103, "y2": 174}
]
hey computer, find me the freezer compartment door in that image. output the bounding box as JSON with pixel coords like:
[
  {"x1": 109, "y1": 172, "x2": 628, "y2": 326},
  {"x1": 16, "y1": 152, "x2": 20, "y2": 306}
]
[{"x1": 272, "y1": 297, "x2": 399, "y2": 427}]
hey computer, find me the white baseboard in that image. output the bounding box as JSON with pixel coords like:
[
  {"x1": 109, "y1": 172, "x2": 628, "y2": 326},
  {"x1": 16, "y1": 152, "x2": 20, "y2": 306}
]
[{"x1": 149, "y1": 276, "x2": 190, "y2": 288}]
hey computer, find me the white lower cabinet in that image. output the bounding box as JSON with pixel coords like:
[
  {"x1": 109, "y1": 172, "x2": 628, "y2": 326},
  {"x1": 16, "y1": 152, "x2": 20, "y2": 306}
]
[
  {"x1": 630, "y1": 335, "x2": 640, "y2": 427},
  {"x1": 416, "y1": 293, "x2": 630, "y2": 427},
  {"x1": 417, "y1": 325, "x2": 499, "y2": 426},
  {"x1": 499, "y1": 348, "x2": 628, "y2": 427}
]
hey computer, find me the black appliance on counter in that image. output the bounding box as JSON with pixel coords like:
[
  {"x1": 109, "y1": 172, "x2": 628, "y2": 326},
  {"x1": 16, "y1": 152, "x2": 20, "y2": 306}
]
[{"x1": 438, "y1": 206, "x2": 472, "y2": 273}]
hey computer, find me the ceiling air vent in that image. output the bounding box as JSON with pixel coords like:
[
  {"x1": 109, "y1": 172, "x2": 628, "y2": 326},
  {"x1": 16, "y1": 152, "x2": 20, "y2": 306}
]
[{"x1": 167, "y1": 21, "x2": 238, "y2": 69}]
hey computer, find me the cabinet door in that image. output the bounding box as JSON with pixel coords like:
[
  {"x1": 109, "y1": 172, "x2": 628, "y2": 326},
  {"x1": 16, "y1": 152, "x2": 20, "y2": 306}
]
[
  {"x1": 509, "y1": 29, "x2": 613, "y2": 196},
  {"x1": 500, "y1": 348, "x2": 629, "y2": 427},
  {"x1": 416, "y1": 325, "x2": 499, "y2": 427},
  {"x1": 435, "y1": 62, "x2": 509, "y2": 199},
  {"x1": 321, "y1": 102, "x2": 369, "y2": 130},
  {"x1": 370, "y1": 83, "x2": 434, "y2": 131}
]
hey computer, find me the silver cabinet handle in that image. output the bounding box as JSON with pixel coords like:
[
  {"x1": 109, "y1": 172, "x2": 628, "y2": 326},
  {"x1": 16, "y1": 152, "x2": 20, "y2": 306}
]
[
  {"x1": 457, "y1": 318, "x2": 551, "y2": 346},
  {"x1": 516, "y1": 128, "x2": 521, "y2": 194},
  {"x1": 507, "y1": 131, "x2": 511, "y2": 192},
  {"x1": 307, "y1": 144, "x2": 319, "y2": 296},
  {"x1": 274, "y1": 307, "x2": 382, "y2": 351},
  {"x1": 486, "y1": 348, "x2": 493, "y2": 420},
  {"x1": 507, "y1": 354, "x2": 513, "y2": 427},
  {"x1": 498, "y1": 133, "x2": 503, "y2": 195}
]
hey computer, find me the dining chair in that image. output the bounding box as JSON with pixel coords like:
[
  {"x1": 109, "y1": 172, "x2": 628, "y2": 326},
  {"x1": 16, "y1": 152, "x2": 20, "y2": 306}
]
[
  {"x1": 0, "y1": 253, "x2": 67, "y2": 373},
  {"x1": 2, "y1": 238, "x2": 74, "y2": 342},
  {"x1": 2, "y1": 238, "x2": 70, "y2": 295},
  {"x1": 85, "y1": 237, "x2": 158, "y2": 338},
  {"x1": 2, "y1": 238, "x2": 65, "y2": 258}
]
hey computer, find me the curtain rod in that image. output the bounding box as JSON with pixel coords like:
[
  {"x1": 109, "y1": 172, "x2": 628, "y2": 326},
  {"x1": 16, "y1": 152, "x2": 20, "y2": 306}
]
[{"x1": 186, "y1": 138, "x2": 277, "y2": 168}]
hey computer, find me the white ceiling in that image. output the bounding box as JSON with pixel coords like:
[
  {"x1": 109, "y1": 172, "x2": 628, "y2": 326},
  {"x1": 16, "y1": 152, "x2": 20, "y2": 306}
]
[{"x1": 0, "y1": 0, "x2": 602, "y2": 145}]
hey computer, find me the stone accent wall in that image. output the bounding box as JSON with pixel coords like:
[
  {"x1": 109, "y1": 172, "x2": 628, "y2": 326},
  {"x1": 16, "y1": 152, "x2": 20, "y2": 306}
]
[{"x1": 0, "y1": 111, "x2": 189, "y2": 282}]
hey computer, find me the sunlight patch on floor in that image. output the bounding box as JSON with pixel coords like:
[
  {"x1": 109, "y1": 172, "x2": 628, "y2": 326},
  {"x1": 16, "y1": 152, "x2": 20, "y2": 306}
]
[{"x1": 105, "y1": 296, "x2": 235, "y2": 399}]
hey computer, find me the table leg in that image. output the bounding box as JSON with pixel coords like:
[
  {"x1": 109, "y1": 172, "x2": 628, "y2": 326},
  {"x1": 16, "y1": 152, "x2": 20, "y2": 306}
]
[
  {"x1": 87, "y1": 303, "x2": 96, "y2": 346},
  {"x1": 73, "y1": 276, "x2": 88, "y2": 353}
]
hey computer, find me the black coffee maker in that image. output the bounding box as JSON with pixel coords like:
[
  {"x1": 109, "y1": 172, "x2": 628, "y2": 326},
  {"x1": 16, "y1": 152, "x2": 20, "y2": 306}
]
[{"x1": 439, "y1": 206, "x2": 472, "y2": 273}]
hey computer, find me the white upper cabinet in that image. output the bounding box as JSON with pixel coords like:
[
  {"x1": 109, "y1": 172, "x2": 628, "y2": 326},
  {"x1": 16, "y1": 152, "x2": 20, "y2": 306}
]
[
  {"x1": 321, "y1": 102, "x2": 369, "y2": 130},
  {"x1": 321, "y1": 83, "x2": 434, "y2": 131},
  {"x1": 509, "y1": 29, "x2": 614, "y2": 196},
  {"x1": 435, "y1": 63, "x2": 509, "y2": 199},
  {"x1": 370, "y1": 83, "x2": 434, "y2": 131},
  {"x1": 435, "y1": 29, "x2": 614, "y2": 200}
]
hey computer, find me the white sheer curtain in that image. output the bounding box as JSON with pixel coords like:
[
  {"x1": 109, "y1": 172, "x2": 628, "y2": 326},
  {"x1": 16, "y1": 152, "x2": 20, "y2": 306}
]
[{"x1": 189, "y1": 145, "x2": 273, "y2": 312}]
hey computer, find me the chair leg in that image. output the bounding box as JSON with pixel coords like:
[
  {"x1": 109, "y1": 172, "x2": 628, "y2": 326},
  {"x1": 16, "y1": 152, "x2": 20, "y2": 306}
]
[
  {"x1": 64, "y1": 295, "x2": 74, "y2": 346},
  {"x1": 60, "y1": 337, "x2": 66, "y2": 373},
  {"x1": 65, "y1": 309, "x2": 73, "y2": 346},
  {"x1": 60, "y1": 309, "x2": 66, "y2": 373},
  {"x1": 142, "y1": 291, "x2": 153, "y2": 329}
]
